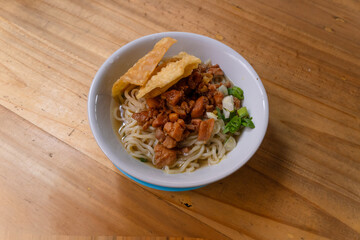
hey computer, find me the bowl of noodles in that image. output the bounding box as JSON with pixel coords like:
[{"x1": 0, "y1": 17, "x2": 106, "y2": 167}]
[{"x1": 88, "y1": 32, "x2": 269, "y2": 191}]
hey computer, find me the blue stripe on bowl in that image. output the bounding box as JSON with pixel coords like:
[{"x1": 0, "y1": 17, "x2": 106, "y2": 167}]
[{"x1": 114, "y1": 165, "x2": 205, "y2": 191}]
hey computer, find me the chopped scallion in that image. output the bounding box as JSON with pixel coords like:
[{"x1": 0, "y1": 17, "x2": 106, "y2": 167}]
[{"x1": 237, "y1": 107, "x2": 249, "y2": 118}]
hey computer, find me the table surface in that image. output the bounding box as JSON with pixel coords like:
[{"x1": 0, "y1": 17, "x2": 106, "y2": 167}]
[{"x1": 0, "y1": 0, "x2": 359, "y2": 239}]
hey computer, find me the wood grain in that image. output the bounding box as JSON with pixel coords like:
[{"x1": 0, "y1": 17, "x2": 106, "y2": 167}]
[
  {"x1": 0, "y1": 233, "x2": 204, "y2": 240},
  {"x1": 0, "y1": 0, "x2": 359, "y2": 239}
]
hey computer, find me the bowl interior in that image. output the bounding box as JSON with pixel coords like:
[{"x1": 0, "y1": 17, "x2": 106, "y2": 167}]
[{"x1": 88, "y1": 32, "x2": 268, "y2": 188}]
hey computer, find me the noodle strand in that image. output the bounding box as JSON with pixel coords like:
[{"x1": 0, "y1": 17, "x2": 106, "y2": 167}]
[{"x1": 116, "y1": 88, "x2": 234, "y2": 173}]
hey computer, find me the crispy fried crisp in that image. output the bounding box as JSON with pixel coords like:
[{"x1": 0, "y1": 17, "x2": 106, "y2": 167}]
[
  {"x1": 112, "y1": 37, "x2": 177, "y2": 97},
  {"x1": 111, "y1": 78, "x2": 130, "y2": 98},
  {"x1": 136, "y1": 52, "x2": 201, "y2": 99},
  {"x1": 150, "y1": 56, "x2": 182, "y2": 77}
]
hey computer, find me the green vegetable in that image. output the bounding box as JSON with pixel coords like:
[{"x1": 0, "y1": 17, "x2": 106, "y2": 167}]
[
  {"x1": 242, "y1": 117, "x2": 255, "y2": 129},
  {"x1": 220, "y1": 87, "x2": 254, "y2": 133},
  {"x1": 237, "y1": 107, "x2": 249, "y2": 118},
  {"x1": 228, "y1": 110, "x2": 237, "y2": 120},
  {"x1": 216, "y1": 107, "x2": 225, "y2": 121},
  {"x1": 139, "y1": 158, "x2": 148, "y2": 162},
  {"x1": 228, "y1": 86, "x2": 244, "y2": 100},
  {"x1": 223, "y1": 116, "x2": 242, "y2": 133}
]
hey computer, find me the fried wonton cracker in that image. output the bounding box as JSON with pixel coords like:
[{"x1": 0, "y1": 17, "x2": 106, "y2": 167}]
[
  {"x1": 136, "y1": 52, "x2": 201, "y2": 99},
  {"x1": 112, "y1": 37, "x2": 177, "y2": 97}
]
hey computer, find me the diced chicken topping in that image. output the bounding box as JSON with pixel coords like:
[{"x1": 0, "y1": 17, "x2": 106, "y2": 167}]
[
  {"x1": 154, "y1": 144, "x2": 177, "y2": 168},
  {"x1": 161, "y1": 89, "x2": 183, "y2": 106},
  {"x1": 162, "y1": 136, "x2": 177, "y2": 149},
  {"x1": 169, "y1": 113, "x2": 179, "y2": 122},
  {"x1": 152, "y1": 113, "x2": 168, "y2": 128},
  {"x1": 207, "y1": 64, "x2": 224, "y2": 76},
  {"x1": 198, "y1": 118, "x2": 215, "y2": 142},
  {"x1": 163, "y1": 121, "x2": 184, "y2": 141},
  {"x1": 132, "y1": 111, "x2": 150, "y2": 126},
  {"x1": 155, "y1": 128, "x2": 166, "y2": 142},
  {"x1": 186, "y1": 119, "x2": 202, "y2": 133},
  {"x1": 213, "y1": 91, "x2": 224, "y2": 109},
  {"x1": 130, "y1": 63, "x2": 229, "y2": 165},
  {"x1": 191, "y1": 96, "x2": 207, "y2": 118},
  {"x1": 146, "y1": 98, "x2": 160, "y2": 109}
]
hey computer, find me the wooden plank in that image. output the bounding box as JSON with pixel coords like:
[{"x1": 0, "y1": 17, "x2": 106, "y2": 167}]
[
  {"x1": 0, "y1": 0, "x2": 359, "y2": 239},
  {"x1": 0, "y1": 106, "x2": 228, "y2": 239},
  {"x1": 0, "y1": 233, "x2": 205, "y2": 240}
]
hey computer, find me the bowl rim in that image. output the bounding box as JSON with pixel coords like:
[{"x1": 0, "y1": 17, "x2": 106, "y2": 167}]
[{"x1": 88, "y1": 31, "x2": 269, "y2": 188}]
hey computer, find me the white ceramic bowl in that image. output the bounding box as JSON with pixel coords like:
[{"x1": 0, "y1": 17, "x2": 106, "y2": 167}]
[{"x1": 88, "y1": 32, "x2": 269, "y2": 190}]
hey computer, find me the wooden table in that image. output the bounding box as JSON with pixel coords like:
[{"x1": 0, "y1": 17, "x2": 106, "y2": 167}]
[{"x1": 0, "y1": 1, "x2": 359, "y2": 239}]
